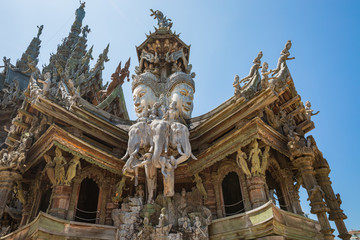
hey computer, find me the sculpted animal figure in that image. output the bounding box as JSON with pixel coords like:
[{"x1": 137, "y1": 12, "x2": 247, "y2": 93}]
[
  {"x1": 122, "y1": 122, "x2": 152, "y2": 182},
  {"x1": 170, "y1": 122, "x2": 197, "y2": 165}
]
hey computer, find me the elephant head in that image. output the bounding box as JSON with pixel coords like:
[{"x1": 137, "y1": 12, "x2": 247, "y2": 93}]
[
  {"x1": 170, "y1": 122, "x2": 197, "y2": 165},
  {"x1": 122, "y1": 122, "x2": 152, "y2": 176},
  {"x1": 149, "y1": 119, "x2": 171, "y2": 164}
]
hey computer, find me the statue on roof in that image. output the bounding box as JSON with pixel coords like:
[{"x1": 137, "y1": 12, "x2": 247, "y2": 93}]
[
  {"x1": 75, "y1": 1, "x2": 86, "y2": 23},
  {"x1": 150, "y1": 9, "x2": 173, "y2": 30},
  {"x1": 271, "y1": 40, "x2": 295, "y2": 76},
  {"x1": 82, "y1": 25, "x2": 91, "y2": 37},
  {"x1": 36, "y1": 25, "x2": 43, "y2": 39}
]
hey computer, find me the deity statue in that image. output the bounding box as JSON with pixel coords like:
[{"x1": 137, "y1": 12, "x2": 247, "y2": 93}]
[
  {"x1": 65, "y1": 155, "x2": 81, "y2": 185},
  {"x1": 249, "y1": 140, "x2": 262, "y2": 175},
  {"x1": 37, "y1": 72, "x2": 52, "y2": 96},
  {"x1": 157, "y1": 207, "x2": 167, "y2": 228},
  {"x1": 305, "y1": 101, "x2": 320, "y2": 119},
  {"x1": 43, "y1": 154, "x2": 56, "y2": 186},
  {"x1": 193, "y1": 173, "x2": 207, "y2": 200},
  {"x1": 168, "y1": 81, "x2": 194, "y2": 120},
  {"x1": 236, "y1": 148, "x2": 251, "y2": 177},
  {"x1": 271, "y1": 40, "x2": 295, "y2": 76},
  {"x1": 36, "y1": 25, "x2": 43, "y2": 38},
  {"x1": 132, "y1": 83, "x2": 158, "y2": 118},
  {"x1": 193, "y1": 216, "x2": 206, "y2": 239},
  {"x1": 113, "y1": 176, "x2": 129, "y2": 203},
  {"x1": 261, "y1": 62, "x2": 274, "y2": 89},
  {"x1": 54, "y1": 147, "x2": 67, "y2": 185}
]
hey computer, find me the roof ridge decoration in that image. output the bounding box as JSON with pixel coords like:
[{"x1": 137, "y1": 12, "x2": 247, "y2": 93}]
[{"x1": 150, "y1": 9, "x2": 173, "y2": 32}]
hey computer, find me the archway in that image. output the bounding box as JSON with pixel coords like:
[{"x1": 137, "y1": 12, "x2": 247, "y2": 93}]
[
  {"x1": 75, "y1": 178, "x2": 99, "y2": 223},
  {"x1": 222, "y1": 172, "x2": 244, "y2": 216}
]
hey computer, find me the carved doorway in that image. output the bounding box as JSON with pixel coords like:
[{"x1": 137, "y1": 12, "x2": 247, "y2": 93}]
[
  {"x1": 75, "y1": 178, "x2": 99, "y2": 223},
  {"x1": 222, "y1": 172, "x2": 244, "y2": 216}
]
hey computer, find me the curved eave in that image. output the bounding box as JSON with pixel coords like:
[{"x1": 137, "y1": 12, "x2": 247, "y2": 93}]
[{"x1": 25, "y1": 124, "x2": 124, "y2": 175}]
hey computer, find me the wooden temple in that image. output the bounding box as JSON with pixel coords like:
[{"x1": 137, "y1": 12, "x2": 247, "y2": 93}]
[{"x1": 0, "y1": 4, "x2": 350, "y2": 240}]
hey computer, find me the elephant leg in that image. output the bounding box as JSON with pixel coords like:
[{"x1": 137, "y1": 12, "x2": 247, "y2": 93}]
[{"x1": 145, "y1": 164, "x2": 157, "y2": 204}]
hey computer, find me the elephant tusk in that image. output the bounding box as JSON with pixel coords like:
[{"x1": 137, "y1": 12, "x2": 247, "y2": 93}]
[
  {"x1": 121, "y1": 151, "x2": 129, "y2": 160},
  {"x1": 191, "y1": 153, "x2": 198, "y2": 160},
  {"x1": 177, "y1": 144, "x2": 185, "y2": 155}
]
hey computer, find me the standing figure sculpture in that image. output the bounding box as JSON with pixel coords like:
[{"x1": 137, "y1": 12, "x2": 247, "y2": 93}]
[
  {"x1": 43, "y1": 154, "x2": 56, "y2": 186},
  {"x1": 65, "y1": 155, "x2": 81, "y2": 185},
  {"x1": 271, "y1": 40, "x2": 295, "y2": 76},
  {"x1": 54, "y1": 147, "x2": 67, "y2": 185},
  {"x1": 305, "y1": 101, "x2": 320, "y2": 119},
  {"x1": 113, "y1": 176, "x2": 129, "y2": 203},
  {"x1": 193, "y1": 173, "x2": 208, "y2": 200}
]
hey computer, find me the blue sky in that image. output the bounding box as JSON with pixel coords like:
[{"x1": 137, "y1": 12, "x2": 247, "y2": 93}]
[{"x1": 2, "y1": 0, "x2": 359, "y2": 237}]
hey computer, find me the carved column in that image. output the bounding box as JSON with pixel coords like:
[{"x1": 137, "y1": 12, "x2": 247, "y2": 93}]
[
  {"x1": 291, "y1": 149, "x2": 334, "y2": 240},
  {"x1": 99, "y1": 180, "x2": 110, "y2": 224},
  {"x1": 282, "y1": 169, "x2": 303, "y2": 215},
  {"x1": 211, "y1": 174, "x2": 223, "y2": 218},
  {"x1": 202, "y1": 173, "x2": 216, "y2": 218},
  {"x1": 66, "y1": 179, "x2": 81, "y2": 221},
  {"x1": 246, "y1": 175, "x2": 267, "y2": 208},
  {"x1": 272, "y1": 170, "x2": 292, "y2": 211},
  {"x1": 315, "y1": 167, "x2": 351, "y2": 240},
  {"x1": 20, "y1": 192, "x2": 33, "y2": 226},
  {"x1": 0, "y1": 170, "x2": 22, "y2": 219},
  {"x1": 48, "y1": 185, "x2": 72, "y2": 219}
]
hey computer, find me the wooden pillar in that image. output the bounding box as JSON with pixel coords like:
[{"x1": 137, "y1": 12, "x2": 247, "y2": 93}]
[
  {"x1": 272, "y1": 170, "x2": 292, "y2": 212},
  {"x1": 0, "y1": 170, "x2": 21, "y2": 219},
  {"x1": 99, "y1": 180, "x2": 110, "y2": 224},
  {"x1": 246, "y1": 175, "x2": 267, "y2": 208},
  {"x1": 211, "y1": 174, "x2": 223, "y2": 218},
  {"x1": 202, "y1": 173, "x2": 216, "y2": 218},
  {"x1": 291, "y1": 150, "x2": 334, "y2": 240},
  {"x1": 315, "y1": 167, "x2": 351, "y2": 240},
  {"x1": 49, "y1": 185, "x2": 72, "y2": 219},
  {"x1": 282, "y1": 169, "x2": 303, "y2": 215},
  {"x1": 66, "y1": 179, "x2": 81, "y2": 221}
]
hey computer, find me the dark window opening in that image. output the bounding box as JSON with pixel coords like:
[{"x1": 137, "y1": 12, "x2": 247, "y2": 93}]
[
  {"x1": 38, "y1": 188, "x2": 52, "y2": 213},
  {"x1": 75, "y1": 178, "x2": 99, "y2": 223},
  {"x1": 222, "y1": 172, "x2": 244, "y2": 216}
]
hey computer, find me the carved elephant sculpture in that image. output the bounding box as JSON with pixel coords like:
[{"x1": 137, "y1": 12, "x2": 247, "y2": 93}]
[
  {"x1": 122, "y1": 122, "x2": 152, "y2": 178},
  {"x1": 170, "y1": 122, "x2": 197, "y2": 165}
]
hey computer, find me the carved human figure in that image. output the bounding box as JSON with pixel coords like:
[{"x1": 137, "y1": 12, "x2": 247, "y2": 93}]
[
  {"x1": 168, "y1": 82, "x2": 194, "y2": 120},
  {"x1": 236, "y1": 148, "x2": 251, "y2": 177},
  {"x1": 193, "y1": 173, "x2": 208, "y2": 200},
  {"x1": 272, "y1": 40, "x2": 295, "y2": 76},
  {"x1": 261, "y1": 62, "x2": 273, "y2": 89},
  {"x1": 165, "y1": 101, "x2": 180, "y2": 122},
  {"x1": 37, "y1": 72, "x2": 52, "y2": 96},
  {"x1": 157, "y1": 207, "x2": 167, "y2": 228},
  {"x1": 193, "y1": 216, "x2": 205, "y2": 239},
  {"x1": 113, "y1": 176, "x2": 128, "y2": 203},
  {"x1": 249, "y1": 140, "x2": 262, "y2": 176},
  {"x1": 53, "y1": 147, "x2": 67, "y2": 185},
  {"x1": 305, "y1": 101, "x2": 320, "y2": 119},
  {"x1": 233, "y1": 75, "x2": 241, "y2": 98},
  {"x1": 65, "y1": 155, "x2": 81, "y2": 185},
  {"x1": 43, "y1": 154, "x2": 56, "y2": 186},
  {"x1": 240, "y1": 51, "x2": 262, "y2": 84},
  {"x1": 15, "y1": 181, "x2": 26, "y2": 205},
  {"x1": 136, "y1": 184, "x2": 145, "y2": 204},
  {"x1": 132, "y1": 84, "x2": 157, "y2": 118}
]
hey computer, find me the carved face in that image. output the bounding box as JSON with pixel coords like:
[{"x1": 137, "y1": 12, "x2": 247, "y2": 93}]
[
  {"x1": 169, "y1": 83, "x2": 194, "y2": 119},
  {"x1": 133, "y1": 84, "x2": 158, "y2": 118}
]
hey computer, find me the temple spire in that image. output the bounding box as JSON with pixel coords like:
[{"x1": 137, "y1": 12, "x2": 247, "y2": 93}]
[
  {"x1": 43, "y1": 2, "x2": 86, "y2": 76},
  {"x1": 15, "y1": 25, "x2": 43, "y2": 73}
]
